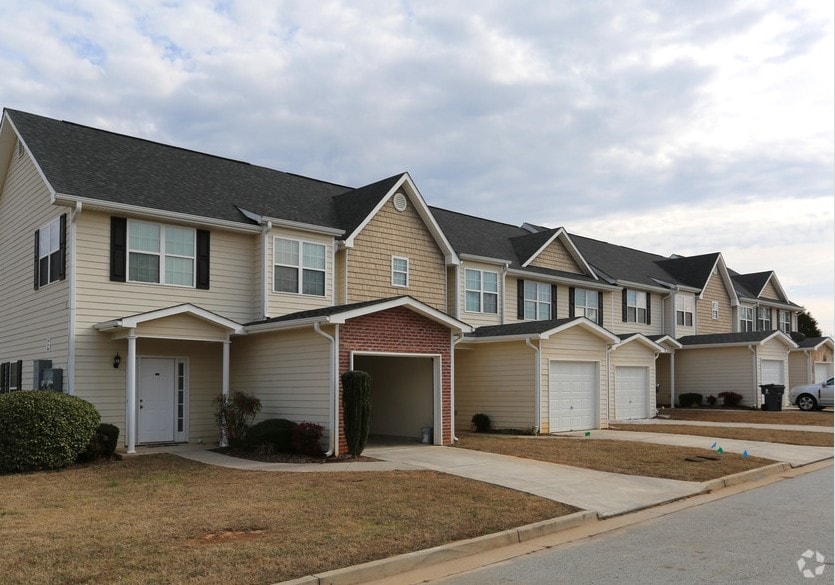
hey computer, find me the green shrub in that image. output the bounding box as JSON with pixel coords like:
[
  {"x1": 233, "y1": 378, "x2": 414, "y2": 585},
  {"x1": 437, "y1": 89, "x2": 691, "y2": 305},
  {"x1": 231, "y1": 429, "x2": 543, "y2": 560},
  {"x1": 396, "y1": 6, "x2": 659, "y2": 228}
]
[
  {"x1": 291, "y1": 422, "x2": 324, "y2": 457},
  {"x1": 244, "y1": 418, "x2": 297, "y2": 453},
  {"x1": 77, "y1": 423, "x2": 120, "y2": 463},
  {"x1": 341, "y1": 370, "x2": 372, "y2": 457},
  {"x1": 0, "y1": 391, "x2": 100, "y2": 473},
  {"x1": 706, "y1": 395, "x2": 718, "y2": 407},
  {"x1": 718, "y1": 391, "x2": 744, "y2": 407},
  {"x1": 678, "y1": 393, "x2": 704, "y2": 408},
  {"x1": 214, "y1": 391, "x2": 262, "y2": 447},
  {"x1": 471, "y1": 413, "x2": 491, "y2": 432}
]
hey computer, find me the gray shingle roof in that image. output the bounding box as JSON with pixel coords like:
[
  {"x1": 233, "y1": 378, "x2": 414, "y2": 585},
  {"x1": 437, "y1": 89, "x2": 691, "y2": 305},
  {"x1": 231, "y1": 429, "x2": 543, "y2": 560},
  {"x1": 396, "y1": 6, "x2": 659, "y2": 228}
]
[
  {"x1": 654, "y1": 253, "x2": 720, "y2": 290},
  {"x1": 732, "y1": 271, "x2": 772, "y2": 299},
  {"x1": 569, "y1": 233, "x2": 672, "y2": 288},
  {"x1": 430, "y1": 206, "x2": 529, "y2": 264},
  {"x1": 467, "y1": 318, "x2": 577, "y2": 338},
  {"x1": 677, "y1": 330, "x2": 779, "y2": 346},
  {"x1": 245, "y1": 297, "x2": 405, "y2": 326}
]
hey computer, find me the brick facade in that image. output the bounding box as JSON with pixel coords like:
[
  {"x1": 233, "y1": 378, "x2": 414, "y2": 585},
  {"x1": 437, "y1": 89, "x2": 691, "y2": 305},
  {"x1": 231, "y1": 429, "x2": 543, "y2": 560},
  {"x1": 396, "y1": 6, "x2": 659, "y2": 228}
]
[{"x1": 337, "y1": 306, "x2": 453, "y2": 452}]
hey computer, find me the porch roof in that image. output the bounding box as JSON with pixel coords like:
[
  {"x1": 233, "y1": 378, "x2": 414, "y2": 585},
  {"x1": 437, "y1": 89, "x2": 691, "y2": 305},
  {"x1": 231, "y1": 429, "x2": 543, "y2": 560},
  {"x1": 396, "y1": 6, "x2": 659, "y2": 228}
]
[{"x1": 94, "y1": 303, "x2": 246, "y2": 338}]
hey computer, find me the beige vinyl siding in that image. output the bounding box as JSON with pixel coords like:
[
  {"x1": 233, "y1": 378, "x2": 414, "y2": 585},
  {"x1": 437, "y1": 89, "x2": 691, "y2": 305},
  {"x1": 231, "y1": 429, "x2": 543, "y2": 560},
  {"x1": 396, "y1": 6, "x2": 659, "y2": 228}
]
[
  {"x1": 788, "y1": 350, "x2": 811, "y2": 390},
  {"x1": 346, "y1": 197, "x2": 446, "y2": 311},
  {"x1": 673, "y1": 292, "x2": 696, "y2": 337},
  {"x1": 268, "y1": 227, "x2": 335, "y2": 317},
  {"x1": 528, "y1": 240, "x2": 582, "y2": 273},
  {"x1": 454, "y1": 342, "x2": 536, "y2": 431},
  {"x1": 760, "y1": 280, "x2": 781, "y2": 300},
  {"x1": 446, "y1": 266, "x2": 458, "y2": 317},
  {"x1": 609, "y1": 291, "x2": 664, "y2": 336},
  {"x1": 539, "y1": 328, "x2": 609, "y2": 432},
  {"x1": 675, "y1": 347, "x2": 757, "y2": 406},
  {"x1": 0, "y1": 150, "x2": 70, "y2": 389},
  {"x1": 232, "y1": 327, "x2": 332, "y2": 440},
  {"x1": 609, "y1": 342, "x2": 657, "y2": 420},
  {"x1": 334, "y1": 248, "x2": 347, "y2": 305},
  {"x1": 697, "y1": 274, "x2": 733, "y2": 334},
  {"x1": 459, "y1": 260, "x2": 503, "y2": 328},
  {"x1": 134, "y1": 314, "x2": 231, "y2": 342},
  {"x1": 656, "y1": 353, "x2": 673, "y2": 406}
]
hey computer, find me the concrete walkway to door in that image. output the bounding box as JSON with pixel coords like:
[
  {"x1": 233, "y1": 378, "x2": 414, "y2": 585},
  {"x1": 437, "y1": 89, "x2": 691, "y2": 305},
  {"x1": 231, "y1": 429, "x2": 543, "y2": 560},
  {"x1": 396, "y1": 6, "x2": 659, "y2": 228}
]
[{"x1": 364, "y1": 445, "x2": 705, "y2": 518}]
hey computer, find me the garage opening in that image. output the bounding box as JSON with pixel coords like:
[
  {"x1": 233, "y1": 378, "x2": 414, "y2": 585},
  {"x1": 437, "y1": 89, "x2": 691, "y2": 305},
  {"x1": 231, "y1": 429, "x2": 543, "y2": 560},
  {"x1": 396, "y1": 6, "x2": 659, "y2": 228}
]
[
  {"x1": 548, "y1": 361, "x2": 598, "y2": 432},
  {"x1": 352, "y1": 354, "x2": 438, "y2": 444},
  {"x1": 615, "y1": 366, "x2": 649, "y2": 420}
]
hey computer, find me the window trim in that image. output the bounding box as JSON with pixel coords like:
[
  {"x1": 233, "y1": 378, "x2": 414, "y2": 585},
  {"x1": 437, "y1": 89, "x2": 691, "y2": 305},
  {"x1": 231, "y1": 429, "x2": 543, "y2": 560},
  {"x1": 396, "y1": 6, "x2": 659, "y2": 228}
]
[
  {"x1": 35, "y1": 215, "x2": 66, "y2": 289},
  {"x1": 779, "y1": 310, "x2": 792, "y2": 333},
  {"x1": 464, "y1": 268, "x2": 499, "y2": 314},
  {"x1": 756, "y1": 307, "x2": 772, "y2": 331},
  {"x1": 273, "y1": 236, "x2": 327, "y2": 296},
  {"x1": 625, "y1": 290, "x2": 648, "y2": 324},
  {"x1": 523, "y1": 281, "x2": 552, "y2": 321},
  {"x1": 574, "y1": 288, "x2": 599, "y2": 323},
  {"x1": 739, "y1": 306, "x2": 754, "y2": 332},
  {"x1": 675, "y1": 294, "x2": 694, "y2": 327},
  {"x1": 391, "y1": 256, "x2": 409, "y2": 288},
  {"x1": 126, "y1": 220, "x2": 197, "y2": 288},
  {"x1": 711, "y1": 300, "x2": 719, "y2": 320}
]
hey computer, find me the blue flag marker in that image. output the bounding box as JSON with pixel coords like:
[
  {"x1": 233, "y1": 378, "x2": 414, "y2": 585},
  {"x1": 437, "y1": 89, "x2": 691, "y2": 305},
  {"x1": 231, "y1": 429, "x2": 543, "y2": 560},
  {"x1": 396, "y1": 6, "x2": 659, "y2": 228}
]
[
  {"x1": 710, "y1": 442, "x2": 717, "y2": 449},
  {"x1": 743, "y1": 450, "x2": 749, "y2": 458}
]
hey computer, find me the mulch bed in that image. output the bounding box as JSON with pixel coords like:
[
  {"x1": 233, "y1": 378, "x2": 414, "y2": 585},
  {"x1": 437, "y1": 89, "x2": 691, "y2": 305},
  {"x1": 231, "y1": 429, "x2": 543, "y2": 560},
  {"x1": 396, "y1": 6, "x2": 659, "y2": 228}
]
[{"x1": 212, "y1": 447, "x2": 378, "y2": 464}]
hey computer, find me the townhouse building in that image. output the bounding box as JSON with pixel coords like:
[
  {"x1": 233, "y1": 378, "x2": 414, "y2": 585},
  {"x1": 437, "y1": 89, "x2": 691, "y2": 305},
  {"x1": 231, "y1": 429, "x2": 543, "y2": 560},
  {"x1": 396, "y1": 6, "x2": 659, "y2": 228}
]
[{"x1": 1, "y1": 109, "x2": 831, "y2": 452}]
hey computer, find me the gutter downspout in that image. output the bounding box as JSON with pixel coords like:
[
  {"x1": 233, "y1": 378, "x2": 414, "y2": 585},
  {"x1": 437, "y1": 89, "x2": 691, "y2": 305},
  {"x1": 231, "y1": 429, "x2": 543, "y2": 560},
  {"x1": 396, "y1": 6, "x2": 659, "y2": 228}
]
[
  {"x1": 500, "y1": 262, "x2": 510, "y2": 325},
  {"x1": 261, "y1": 221, "x2": 272, "y2": 319},
  {"x1": 749, "y1": 344, "x2": 758, "y2": 408},
  {"x1": 452, "y1": 333, "x2": 465, "y2": 441},
  {"x1": 67, "y1": 201, "x2": 82, "y2": 395},
  {"x1": 661, "y1": 290, "x2": 673, "y2": 336},
  {"x1": 314, "y1": 322, "x2": 337, "y2": 457},
  {"x1": 525, "y1": 338, "x2": 540, "y2": 434}
]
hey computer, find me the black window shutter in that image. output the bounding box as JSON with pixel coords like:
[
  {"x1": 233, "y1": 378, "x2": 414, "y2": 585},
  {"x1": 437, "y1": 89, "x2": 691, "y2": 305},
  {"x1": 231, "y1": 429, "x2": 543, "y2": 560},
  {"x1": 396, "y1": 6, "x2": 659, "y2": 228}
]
[
  {"x1": 110, "y1": 217, "x2": 127, "y2": 282},
  {"x1": 196, "y1": 229, "x2": 210, "y2": 289},
  {"x1": 0, "y1": 362, "x2": 7, "y2": 392},
  {"x1": 15, "y1": 360, "x2": 22, "y2": 390},
  {"x1": 622, "y1": 289, "x2": 628, "y2": 322},
  {"x1": 34, "y1": 230, "x2": 40, "y2": 290},
  {"x1": 517, "y1": 280, "x2": 524, "y2": 320},
  {"x1": 568, "y1": 287, "x2": 575, "y2": 318},
  {"x1": 597, "y1": 292, "x2": 604, "y2": 326},
  {"x1": 646, "y1": 293, "x2": 652, "y2": 325},
  {"x1": 550, "y1": 284, "x2": 558, "y2": 319},
  {"x1": 58, "y1": 214, "x2": 67, "y2": 280}
]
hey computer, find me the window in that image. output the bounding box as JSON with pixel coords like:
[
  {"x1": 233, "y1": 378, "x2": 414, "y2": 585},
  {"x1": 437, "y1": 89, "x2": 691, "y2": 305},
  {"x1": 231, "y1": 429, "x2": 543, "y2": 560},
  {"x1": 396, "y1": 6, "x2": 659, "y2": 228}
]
[
  {"x1": 128, "y1": 220, "x2": 196, "y2": 286},
  {"x1": 391, "y1": 256, "x2": 409, "y2": 287},
  {"x1": 757, "y1": 307, "x2": 772, "y2": 331},
  {"x1": 711, "y1": 300, "x2": 719, "y2": 320},
  {"x1": 35, "y1": 216, "x2": 66, "y2": 288},
  {"x1": 465, "y1": 269, "x2": 498, "y2": 313},
  {"x1": 625, "y1": 290, "x2": 647, "y2": 323},
  {"x1": 676, "y1": 294, "x2": 694, "y2": 327},
  {"x1": 524, "y1": 281, "x2": 552, "y2": 320},
  {"x1": 0, "y1": 360, "x2": 23, "y2": 393},
  {"x1": 574, "y1": 288, "x2": 599, "y2": 322},
  {"x1": 779, "y1": 310, "x2": 792, "y2": 333},
  {"x1": 739, "y1": 306, "x2": 754, "y2": 332},
  {"x1": 274, "y1": 238, "x2": 326, "y2": 296}
]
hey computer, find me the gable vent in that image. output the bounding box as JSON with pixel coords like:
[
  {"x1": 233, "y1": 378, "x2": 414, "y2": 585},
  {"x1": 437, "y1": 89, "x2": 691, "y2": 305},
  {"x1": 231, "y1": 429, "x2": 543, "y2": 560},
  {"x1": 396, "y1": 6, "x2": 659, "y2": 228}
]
[
  {"x1": 392, "y1": 192, "x2": 408, "y2": 212},
  {"x1": 17, "y1": 140, "x2": 24, "y2": 158}
]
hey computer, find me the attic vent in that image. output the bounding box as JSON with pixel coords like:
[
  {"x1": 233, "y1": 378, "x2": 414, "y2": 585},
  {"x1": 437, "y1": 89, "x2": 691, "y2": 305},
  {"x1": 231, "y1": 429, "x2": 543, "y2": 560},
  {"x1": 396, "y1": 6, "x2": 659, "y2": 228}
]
[
  {"x1": 392, "y1": 192, "x2": 408, "y2": 212},
  {"x1": 17, "y1": 140, "x2": 24, "y2": 158}
]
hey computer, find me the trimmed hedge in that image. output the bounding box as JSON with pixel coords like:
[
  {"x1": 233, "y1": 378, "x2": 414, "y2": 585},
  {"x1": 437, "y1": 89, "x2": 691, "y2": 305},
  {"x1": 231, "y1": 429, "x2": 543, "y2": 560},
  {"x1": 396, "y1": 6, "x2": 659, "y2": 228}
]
[
  {"x1": 341, "y1": 370, "x2": 372, "y2": 457},
  {"x1": 678, "y1": 393, "x2": 704, "y2": 408},
  {"x1": 0, "y1": 391, "x2": 100, "y2": 473},
  {"x1": 244, "y1": 418, "x2": 297, "y2": 453}
]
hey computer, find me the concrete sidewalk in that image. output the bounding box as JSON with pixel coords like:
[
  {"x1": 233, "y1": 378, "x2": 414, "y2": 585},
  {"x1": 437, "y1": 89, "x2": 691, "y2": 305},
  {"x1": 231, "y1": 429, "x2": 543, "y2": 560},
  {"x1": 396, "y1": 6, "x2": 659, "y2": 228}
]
[
  {"x1": 612, "y1": 418, "x2": 833, "y2": 433},
  {"x1": 364, "y1": 445, "x2": 705, "y2": 518}
]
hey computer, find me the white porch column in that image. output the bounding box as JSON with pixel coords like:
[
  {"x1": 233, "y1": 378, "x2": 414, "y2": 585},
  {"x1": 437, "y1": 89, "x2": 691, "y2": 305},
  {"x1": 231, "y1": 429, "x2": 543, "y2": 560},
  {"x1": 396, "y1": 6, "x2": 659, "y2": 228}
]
[{"x1": 126, "y1": 329, "x2": 137, "y2": 454}]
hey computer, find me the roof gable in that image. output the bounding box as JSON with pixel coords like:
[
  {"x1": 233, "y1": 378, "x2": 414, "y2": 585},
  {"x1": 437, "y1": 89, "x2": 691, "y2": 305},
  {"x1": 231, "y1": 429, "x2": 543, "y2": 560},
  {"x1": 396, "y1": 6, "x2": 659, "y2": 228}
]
[
  {"x1": 655, "y1": 253, "x2": 721, "y2": 290},
  {"x1": 511, "y1": 228, "x2": 595, "y2": 278},
  {"x1": 678, "y1": 330, "x2": 797, "y2": 349},
  {"x1": 467, "y1": 316, "x2": 618, "y2": 343}
]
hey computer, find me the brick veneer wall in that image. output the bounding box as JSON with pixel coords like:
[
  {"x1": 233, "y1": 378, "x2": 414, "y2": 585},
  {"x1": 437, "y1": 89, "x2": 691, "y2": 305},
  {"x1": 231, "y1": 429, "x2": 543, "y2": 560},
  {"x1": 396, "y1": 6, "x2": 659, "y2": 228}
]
[{"x1": 338, "y1": 306, "x2": 453, "y2": 452}]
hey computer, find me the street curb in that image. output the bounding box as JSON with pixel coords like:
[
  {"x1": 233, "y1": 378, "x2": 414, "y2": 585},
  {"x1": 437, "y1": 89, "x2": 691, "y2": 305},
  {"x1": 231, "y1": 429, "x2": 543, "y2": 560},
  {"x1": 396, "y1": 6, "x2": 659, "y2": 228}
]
[
  {"x1": 275, "y1": 510, "x2": 598, "y2": 585},
  {"x1": 703, "y1": 462, "x2": 792, "y2": 491}
]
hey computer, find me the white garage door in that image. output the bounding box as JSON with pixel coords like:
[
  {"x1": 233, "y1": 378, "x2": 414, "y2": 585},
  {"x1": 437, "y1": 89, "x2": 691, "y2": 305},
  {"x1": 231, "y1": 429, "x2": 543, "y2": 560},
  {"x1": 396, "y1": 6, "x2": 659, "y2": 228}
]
[
  {"x1": 761, "y1": 360, "x2": 784, "y2": 385},
  {"x1": 615, "y1": 366, "x2": 649, "y2": 420},
  {"x1": 549, "y1": 361, "x2": 597, "y2": 432},
  {"x1": 815, "y1": 363, "x2": 833, "y2": 382}
]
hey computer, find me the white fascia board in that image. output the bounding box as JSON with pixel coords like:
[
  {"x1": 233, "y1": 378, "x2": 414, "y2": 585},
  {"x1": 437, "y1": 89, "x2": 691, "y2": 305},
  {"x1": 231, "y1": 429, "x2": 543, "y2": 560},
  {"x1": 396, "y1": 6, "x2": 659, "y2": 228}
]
[
  {"x1": 682, "y1": 333, "x2": 797, "y2": 350},
  {"x1": 245, "y1": 316, "x2": 327, "y2": 334},
  {"x1": 737, "y1": 295, "x2": 801, "y2": 312},
  {"x1": 459, "y1": 253, "x2": 512, "y2": 266},
  {"x1": 539, "y1": 318, "x2": 620, "y2": 344},
  {"x1": 650, "y1": 278, "x2": 701, "y2": 293},
  {"x1": 329, "y1": 296, "x2": 473, "y2": 333},
  {"x1": 615, "y1": 280, "x2": 671, "y2": 294},
  {"x1": 95, "y1": 303, "x2": 246, "y2": 334},
  {"x1": 54, "y1": 194, "x2": 262, "y2": 234},
  {"x1": 790, "y1": 337, "x2": 834, "y2": 352},
  {"x1": 704, "y1": 254, "x2": 739, "y2": 305},
  {"x1": 506, "y1": 268, "x2": 620, "y2": 291},
  {"x1": 461, "y1": 334, "x2": 540, "y2": 344},
  {"x1": 762, "y1": 272, "x2": 790, "y2": 302},
  {"x1": 613, "y1": 334, "x2": 667, "y2": 353},
  {"x1": 651, "y1": 335, "x2": 683, "y2": 350},
  {"x1": 261, "y1": 216, "x2": 344, "y2": 236}
]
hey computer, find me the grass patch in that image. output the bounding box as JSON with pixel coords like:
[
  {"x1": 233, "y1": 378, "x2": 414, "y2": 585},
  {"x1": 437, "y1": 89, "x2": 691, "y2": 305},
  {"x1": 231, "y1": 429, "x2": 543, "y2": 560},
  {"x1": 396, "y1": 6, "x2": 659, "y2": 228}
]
[
  {"x1": 0, "y1": 454, "x2": 574, "y2": 584},
  {"x1": 609, "y1": 424, "x2": 833, "y2": 447},
  {"x1": 456, "y1": 433, "x2": 774, "y2": 482},
  {"x1": 661, "y1": 408, "x2": 832, "y2": 426}
]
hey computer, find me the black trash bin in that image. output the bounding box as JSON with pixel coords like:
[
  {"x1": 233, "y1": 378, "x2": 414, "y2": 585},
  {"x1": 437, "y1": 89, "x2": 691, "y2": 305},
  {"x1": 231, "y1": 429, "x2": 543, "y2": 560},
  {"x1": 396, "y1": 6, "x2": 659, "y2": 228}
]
[{"x1": 760, "y1": 384, "x2": 785, "y2": 411}]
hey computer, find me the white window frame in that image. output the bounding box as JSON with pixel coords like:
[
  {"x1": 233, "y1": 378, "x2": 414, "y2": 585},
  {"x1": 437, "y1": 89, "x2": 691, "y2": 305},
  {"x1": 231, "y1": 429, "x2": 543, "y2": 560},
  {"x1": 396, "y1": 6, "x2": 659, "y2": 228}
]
[
  {"x1": 464, "y1": 269, "x2": 498, "y2": 313},
  {"x1": 779, "y1": 310, "x2": 791, "y2": 333},
  {"x1": 626, "y1": 290, "x2": 647, "y2": 323},
  {"x1": 391, "y1": 256, "x2": 409, "y2": 288},
  {"x1": 127, "y1": 220, "x2": 196, "y2": 287},
  {"x1": 273, "y1": 237, "x2": 327, "y2": 296},
  {"x1": 757, "y1": 307, "x2": 772, "y2": 330},
  {"x1": 524, "y1": 281, "x2": 552, "y2": 320},
  {"x1": 676, "y1": 294, "x2": 694, "y2": 327},
  {"x1": 739, "y1": 306, "x2": 754, "y2": 332},
  {"x1": 37, "y1": 217, "x2": 62, "y2": 287},
  {"x1": 575, "y1": 288, "x2": 598, "y2": 322},
  {"x1": 711, "y1": 300, "x2": 719, "y2": 320}
]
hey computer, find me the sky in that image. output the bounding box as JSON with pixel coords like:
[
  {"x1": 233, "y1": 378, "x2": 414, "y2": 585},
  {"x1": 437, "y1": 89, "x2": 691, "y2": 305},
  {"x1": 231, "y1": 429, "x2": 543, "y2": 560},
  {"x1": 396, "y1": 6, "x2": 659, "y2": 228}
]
[{"x1": 1, "y1": 1, "x2": 832, "y2": 335}]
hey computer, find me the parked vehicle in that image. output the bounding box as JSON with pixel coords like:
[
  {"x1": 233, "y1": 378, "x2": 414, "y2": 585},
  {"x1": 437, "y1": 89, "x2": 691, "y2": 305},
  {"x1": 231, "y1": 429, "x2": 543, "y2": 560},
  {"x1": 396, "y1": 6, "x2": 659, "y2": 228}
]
[{"x1": 788, "y1": 377, "x2": 834, "y2": 411}]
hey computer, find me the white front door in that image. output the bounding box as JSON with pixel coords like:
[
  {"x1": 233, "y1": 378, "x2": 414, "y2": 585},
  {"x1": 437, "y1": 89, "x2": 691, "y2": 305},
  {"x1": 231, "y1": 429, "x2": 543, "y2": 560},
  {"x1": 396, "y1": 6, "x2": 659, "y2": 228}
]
[
  {"x1": 615, "y1": 366, "x2": 649, "y2": 420},
  {"x1": 138, "y1": 358, "x2": 176, "y2": 443},
  {"x1": 549, "y1": 361, "x2": 597, "y2": 432}
]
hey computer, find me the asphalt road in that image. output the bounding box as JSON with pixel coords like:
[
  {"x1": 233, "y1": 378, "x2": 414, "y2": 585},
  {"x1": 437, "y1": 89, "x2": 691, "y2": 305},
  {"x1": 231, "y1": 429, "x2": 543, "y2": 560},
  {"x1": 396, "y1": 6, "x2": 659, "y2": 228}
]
[{"x1": 434, "y1": 467, "x2": 834, "y2": 585}]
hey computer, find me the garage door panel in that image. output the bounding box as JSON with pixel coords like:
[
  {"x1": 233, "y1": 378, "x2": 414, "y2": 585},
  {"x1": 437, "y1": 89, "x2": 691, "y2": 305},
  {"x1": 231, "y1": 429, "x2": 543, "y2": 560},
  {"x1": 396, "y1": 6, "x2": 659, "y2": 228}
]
[
  {"x1": 761, "y1": 360, "x2": 784, "y2": 385},
  {"x1": 615, "y1": 366, "x2": 648, "y2": 420},
  {"x1": 549, "y1": 361, "x2": 596, "y2": 432}
]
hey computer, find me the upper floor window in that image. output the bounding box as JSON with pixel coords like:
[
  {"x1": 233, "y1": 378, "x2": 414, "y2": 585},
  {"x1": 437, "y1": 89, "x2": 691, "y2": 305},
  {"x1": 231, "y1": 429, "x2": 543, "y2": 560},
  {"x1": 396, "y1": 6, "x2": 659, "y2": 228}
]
[
  {"x1": 625, "y1": 290, "x2": 648, "y2": 324},
  {"x1": 391, "y1": 256, "x2": 409, "y2": 287},
  {"x1": 0, "y1": 360, "x2": 23, "y2": 392},
  {"x1": 574, "y1": 288, "x2": 599, "y2": 323},
  {"x1": 35, "y1": 216, "x2": 66, "y2": 288},
  {"x1": 739, "y1": 306, "x2": 754, "y2": 332},
  {"x1": 465, "y1": 269, "x2": 498, "y2": 313},
  {"x1": 274, "y1": 238, "x2": 326, "y2": 296},
  {"x1": 524, "y1": 281, "x2": 552, "y2": 320},
  {"x1": 676, "y1": 294, "x2": 694, "y2": 327},
  {"x1": 128, "y1": 221, "x2": 195, "y2": 286},
  {"x1": 779, "y1": 310, "x2": 791, "y2": 333},
  {"x1": 757, "y1": 307, "x2": 772, "y2": 331},
  {"x1": 711, "y1": 300, "x2": 719, "y2": 320}
]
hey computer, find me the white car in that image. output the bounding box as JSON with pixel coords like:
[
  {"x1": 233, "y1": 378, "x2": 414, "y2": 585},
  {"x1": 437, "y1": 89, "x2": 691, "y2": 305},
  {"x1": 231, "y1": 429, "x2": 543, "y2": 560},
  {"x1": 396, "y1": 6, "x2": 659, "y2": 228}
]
[{"x1": 788, "y1": 377, "x2": 834, "y2": 411}]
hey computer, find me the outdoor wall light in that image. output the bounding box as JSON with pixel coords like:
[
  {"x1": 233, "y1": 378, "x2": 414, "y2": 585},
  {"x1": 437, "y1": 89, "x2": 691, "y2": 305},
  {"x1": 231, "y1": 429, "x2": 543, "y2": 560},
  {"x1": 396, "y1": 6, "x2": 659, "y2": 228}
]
[{"x1": 113, "y1": 353, "x2": 121, "y2": 369}]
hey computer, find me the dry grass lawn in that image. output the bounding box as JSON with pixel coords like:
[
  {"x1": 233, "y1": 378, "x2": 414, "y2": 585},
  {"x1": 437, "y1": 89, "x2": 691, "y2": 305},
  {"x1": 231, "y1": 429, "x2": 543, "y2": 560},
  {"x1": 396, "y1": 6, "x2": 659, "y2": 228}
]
[
  {"x1": 0, "y1": 454, "x2": 575, "y2": 585},
  {"x1": 456, "y1": 433, "x2": 773, "y2": 482},
  {"x1": 662, "y1": 408, "x2": 833, "y2": 426},
  {"x1": 610, "y1": 424, "x2": 833, "y2": 447}
]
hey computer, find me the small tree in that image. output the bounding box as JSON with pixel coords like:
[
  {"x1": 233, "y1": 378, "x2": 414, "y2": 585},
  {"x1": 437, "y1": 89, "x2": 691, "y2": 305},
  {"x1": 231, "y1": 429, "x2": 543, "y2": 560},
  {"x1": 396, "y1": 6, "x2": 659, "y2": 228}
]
[
  {"x1": 213, "y1": 391, "x2": 261, "y2": 447},
  {"x1": 341, "y1": 370, "x2": 372, "y2": 457},
  {"x1": 797, "y1": 310, "x2": 822, "y2": 338}
]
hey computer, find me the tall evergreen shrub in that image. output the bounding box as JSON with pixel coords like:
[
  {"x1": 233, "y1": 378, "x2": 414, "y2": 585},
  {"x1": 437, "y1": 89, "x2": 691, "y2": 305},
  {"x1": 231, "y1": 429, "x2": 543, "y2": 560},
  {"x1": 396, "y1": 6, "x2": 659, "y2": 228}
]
[{"x1": 340, "y1": 370, "x2": 372, "y2": 457}]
